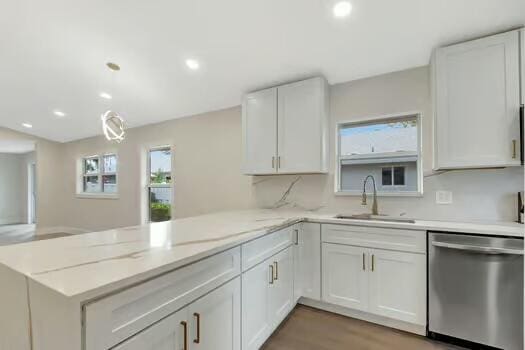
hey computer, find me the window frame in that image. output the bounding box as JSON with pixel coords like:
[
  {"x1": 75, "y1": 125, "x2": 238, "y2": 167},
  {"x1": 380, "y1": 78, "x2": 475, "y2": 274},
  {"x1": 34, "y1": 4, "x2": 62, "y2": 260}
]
[
  {"x1": 146, "y1": 145, "x2": 173, "y2": 223},
  {"x1": 334, "y1": 112, "x2": 423, "y2": 197},
  {"x1": 77, "y1": 153, "x2": 119, "y2": 199},
  {"x1": 381, "y1": 165, "x2": 407, "y2": 189}
]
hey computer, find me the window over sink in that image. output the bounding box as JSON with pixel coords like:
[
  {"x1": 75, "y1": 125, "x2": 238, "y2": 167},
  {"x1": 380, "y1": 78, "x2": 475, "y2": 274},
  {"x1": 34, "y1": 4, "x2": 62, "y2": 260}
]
[{"x1": 336, "y1": 113, "x2": 422, "y2": 196}]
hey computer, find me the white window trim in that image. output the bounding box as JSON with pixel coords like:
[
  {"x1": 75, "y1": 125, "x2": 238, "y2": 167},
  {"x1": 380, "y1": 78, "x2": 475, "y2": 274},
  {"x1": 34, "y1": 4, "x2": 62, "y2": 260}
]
[
  {"x1": 76, "y1": 153, "x2": 119, "y2": 199},
  {"x1": 380, "y1": 165, "x2": 407, "y2": 189},
  {"x1": 334, "y1": 111, "x2": 423, "y2": 197},
  {"x1": 146, "y1": 145, "x2": 173, "y2": 222}
]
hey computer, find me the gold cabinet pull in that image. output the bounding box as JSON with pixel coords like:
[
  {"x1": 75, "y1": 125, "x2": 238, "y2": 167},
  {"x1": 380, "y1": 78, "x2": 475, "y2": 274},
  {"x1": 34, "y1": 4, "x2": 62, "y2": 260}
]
[
  {"x1": 273, "y1": 261, "x2": 278, "y2": 280},
  {"x1": 193, "y1": 313, "x2": 201, "y2": 344},
  {"x1": 272, "y1": 156, "x2": 275, "y2": 169},
  {"x1": 181, "y1": 321, "x2": 188, "y2": 350},
  {"x1": 362, "y1": 253, "x2": 366, "y2": 271},
  {"x1": 512, "y1": 140, "x2": 517, "y2": 159},
  {"x1": 294, "y1": 229, "x2": 299, "y2": 245},
  {"x1": 269, "y1": 265, "x2": 274, "y2": 284},
  {"x1": 277, "y1": 156, "x2": 281, "y2": 169},
  {"x1": 371, "y1": 254, "x2": 375, "y2": 272}
]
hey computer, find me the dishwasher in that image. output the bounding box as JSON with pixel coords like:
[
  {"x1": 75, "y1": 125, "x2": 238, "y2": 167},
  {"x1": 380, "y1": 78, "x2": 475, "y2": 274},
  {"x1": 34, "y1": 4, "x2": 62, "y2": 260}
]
[{"x1": 428, "y1": 232, "x2": 524, "y2": 350}]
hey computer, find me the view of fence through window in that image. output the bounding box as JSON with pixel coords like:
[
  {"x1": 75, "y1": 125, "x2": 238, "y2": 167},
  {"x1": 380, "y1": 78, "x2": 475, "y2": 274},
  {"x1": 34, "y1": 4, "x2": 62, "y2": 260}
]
[{"x1": 148, "y1": 147, "x2": 172, "y2": 222}]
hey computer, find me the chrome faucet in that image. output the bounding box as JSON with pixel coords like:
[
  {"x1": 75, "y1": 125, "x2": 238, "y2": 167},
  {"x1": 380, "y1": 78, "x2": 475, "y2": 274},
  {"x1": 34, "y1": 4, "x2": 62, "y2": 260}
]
[{"x1": 362, "y1": 175, "x2": 378, "y2": 215}]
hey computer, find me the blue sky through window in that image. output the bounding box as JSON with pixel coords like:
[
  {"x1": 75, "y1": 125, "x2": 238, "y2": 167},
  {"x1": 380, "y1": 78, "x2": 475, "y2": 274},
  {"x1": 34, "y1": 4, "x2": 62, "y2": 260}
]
[{"x1": 150, "y1": 149, "x2": 171, "y2": 173}]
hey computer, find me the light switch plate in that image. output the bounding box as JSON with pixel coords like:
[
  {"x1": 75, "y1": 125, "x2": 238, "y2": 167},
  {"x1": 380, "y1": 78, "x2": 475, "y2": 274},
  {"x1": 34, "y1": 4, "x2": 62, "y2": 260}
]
[{"x1": 436, "y1": 191, "x2": 453, "y2": 204}]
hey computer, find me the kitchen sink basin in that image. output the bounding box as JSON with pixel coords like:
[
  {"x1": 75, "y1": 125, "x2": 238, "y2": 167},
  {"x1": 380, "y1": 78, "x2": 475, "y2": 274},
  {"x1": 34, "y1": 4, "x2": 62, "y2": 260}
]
[{"x1": 334, "y1": 214, "x2": 416, "y2": 224}]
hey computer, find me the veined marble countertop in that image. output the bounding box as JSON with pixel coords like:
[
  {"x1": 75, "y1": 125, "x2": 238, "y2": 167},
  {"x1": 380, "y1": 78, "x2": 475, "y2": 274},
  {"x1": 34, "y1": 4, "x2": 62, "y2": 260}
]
[{"x1": 0, "y1": 209, "x2": 522, "y2": 300}]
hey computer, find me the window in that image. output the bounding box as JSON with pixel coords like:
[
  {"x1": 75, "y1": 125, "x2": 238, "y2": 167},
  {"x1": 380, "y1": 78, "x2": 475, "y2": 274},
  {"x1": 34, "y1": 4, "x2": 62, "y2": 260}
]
[
  {"x1": 81, "y1": 154, "x2": 117, "y2": 194},
  {"x1": 148, "y1": 147, "x2": 172, "y2": 222},
  {"x1": 336, "y1": 114, "x2": 421, "y2": 195},
  {"x1": 382, "y1": 166, "x2": 405, "y2": 187}
]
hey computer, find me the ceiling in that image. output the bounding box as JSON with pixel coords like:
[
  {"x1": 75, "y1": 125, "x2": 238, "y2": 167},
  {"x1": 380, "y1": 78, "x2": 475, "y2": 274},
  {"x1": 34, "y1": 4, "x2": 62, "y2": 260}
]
[
  {"x1": 1, "y1": 0, "x2": 523, "y2": 143},
  {"x1": 0, "y1": 140, "x2": 35, "y2": 154}
]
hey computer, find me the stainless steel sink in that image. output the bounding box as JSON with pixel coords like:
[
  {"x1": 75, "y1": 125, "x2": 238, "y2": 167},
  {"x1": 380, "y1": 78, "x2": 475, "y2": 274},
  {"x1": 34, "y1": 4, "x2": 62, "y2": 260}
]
[{"x1": 334, "y1": 214, "x2": 416, "y2": 224}]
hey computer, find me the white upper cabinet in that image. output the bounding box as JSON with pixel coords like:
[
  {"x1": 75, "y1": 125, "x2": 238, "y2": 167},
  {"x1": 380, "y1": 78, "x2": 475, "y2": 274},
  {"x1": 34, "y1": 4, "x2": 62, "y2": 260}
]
[
  {"x1": 277, "y1": 77, "x2": 329, "y2": 173},
  {"x1": 242, "y1": 77, "x2": 329, "y2": 175},
  {"x1": 242, "y1": 88, "x2": 278, "y2": 174},
  {"x1": 433, "y1": 30, "x2": 522, "y2": 169}
]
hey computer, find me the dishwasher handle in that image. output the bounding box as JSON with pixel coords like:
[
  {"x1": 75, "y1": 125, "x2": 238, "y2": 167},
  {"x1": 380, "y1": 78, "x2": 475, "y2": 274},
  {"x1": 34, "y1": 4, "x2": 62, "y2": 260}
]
[{"x1": 432, "y1": 241, "x2": 524, "y2": 255}]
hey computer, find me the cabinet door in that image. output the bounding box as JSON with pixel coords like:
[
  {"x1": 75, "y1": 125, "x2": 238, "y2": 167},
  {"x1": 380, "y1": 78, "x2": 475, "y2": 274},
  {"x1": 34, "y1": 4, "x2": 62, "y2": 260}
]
[
  {"x1": 520, "y1": 28, "x2": 525, "y2": 104},
  {"x1": 368, "y1": 249, "x2": 426, "y2": 325},
  {"x1": 322, "y1": 243, "x2": 368, "y2": 312},
  {"x1": 189, "y1": 277, "x2": 241, "y2": 350},
  {"x1": 268, "y1": 246, "x2": 294, "y2": 327},
  {"x1": 113, "y1": 309, "x2": 187, "y2": 350},
  {"x1": 434, "y1": 30, "x2": 521, "y2": 168},
  {"x1": 241, "y1": 262, "x2": 272, "y2": 350},
  {"x1": 277, "y1": 77, "x2": 328, "y2": 173},
  {"x1": 293, "y1": 223, "x2": 321, "y2": 302},
  {"x1": 242, "y1": 88, "x2": 278, "y2": 175}
]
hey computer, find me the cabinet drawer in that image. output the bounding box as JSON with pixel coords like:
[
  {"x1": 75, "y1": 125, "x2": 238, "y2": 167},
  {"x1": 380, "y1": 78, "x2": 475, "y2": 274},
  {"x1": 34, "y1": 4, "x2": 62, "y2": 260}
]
[
  {"x1": 322, "y1": 224, "x2": 425, "y2": 253},
  {"x1": 242, "y1": 226, "x2": 293, "y2": 271},
  {"x1": 84, "y1": 247, "x2": 240, "y2": 350}
]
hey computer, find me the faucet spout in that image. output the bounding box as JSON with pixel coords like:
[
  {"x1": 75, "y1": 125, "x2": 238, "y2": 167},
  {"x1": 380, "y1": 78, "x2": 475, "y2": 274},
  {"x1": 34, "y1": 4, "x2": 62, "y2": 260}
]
[{"x1": 362, "y1": 175, "x2": 379, "y2": 215}]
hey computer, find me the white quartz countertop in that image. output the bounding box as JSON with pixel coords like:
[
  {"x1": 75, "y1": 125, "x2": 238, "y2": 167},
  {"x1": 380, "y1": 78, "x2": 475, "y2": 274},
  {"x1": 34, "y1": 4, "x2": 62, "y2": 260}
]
[{"x1": 0, "y1": 209, "x2": 522, "y2": 300}]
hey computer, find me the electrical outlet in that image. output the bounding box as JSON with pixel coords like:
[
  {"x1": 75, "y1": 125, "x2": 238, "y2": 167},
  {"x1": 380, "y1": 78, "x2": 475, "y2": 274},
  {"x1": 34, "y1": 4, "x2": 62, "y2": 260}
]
[{"x1": 435, "y1": 191, "x2": 453, "y2": 205}]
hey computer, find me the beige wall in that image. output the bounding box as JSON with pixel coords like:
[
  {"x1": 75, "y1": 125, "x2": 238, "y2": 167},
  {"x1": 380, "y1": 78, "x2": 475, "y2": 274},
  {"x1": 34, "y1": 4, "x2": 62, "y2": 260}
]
[
  {"x1": 59, "y1": 107, "x2": 255, "y2": 232},
  {"x1": 0, "y1": 128, "x2": 64, "y2": 231},
  {"x1": 23, "y1": 65, "x2": 524, "y2": 233}
]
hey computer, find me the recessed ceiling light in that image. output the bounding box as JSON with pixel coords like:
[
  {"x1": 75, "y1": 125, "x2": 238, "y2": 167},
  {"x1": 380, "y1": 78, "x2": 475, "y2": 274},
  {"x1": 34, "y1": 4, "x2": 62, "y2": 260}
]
[
  {"x1": 53, "y1": 110, "x2": 66, "y2": 117},
  {"x1": 22, "y1": 123, "x2": 32, "y2": 128},
  {"x1": 185, "y1": 59, "x2": 200, "y2": 70},
  {"x1": 100, "y1": 92, "x2": 112, "y2": 100},
  {"x1": 333, "y1": 1, "x2": 352, "y2": 18}
]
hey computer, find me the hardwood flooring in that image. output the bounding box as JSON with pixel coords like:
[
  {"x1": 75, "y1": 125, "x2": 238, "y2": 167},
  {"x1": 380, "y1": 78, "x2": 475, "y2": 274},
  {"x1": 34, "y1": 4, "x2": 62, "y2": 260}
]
[
  {"x1": 262, "y1": 305, "x2": 464, "y2": 350},
  {"x1": 0, "y1": 224, "x2": 70, "y2": 246}
]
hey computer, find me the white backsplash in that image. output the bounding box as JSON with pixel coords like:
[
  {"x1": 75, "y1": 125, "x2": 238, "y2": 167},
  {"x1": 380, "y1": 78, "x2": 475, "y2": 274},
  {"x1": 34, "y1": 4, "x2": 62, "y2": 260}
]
[{"x1": 251, "y1": 167, "x2": 524, "y2": 223}]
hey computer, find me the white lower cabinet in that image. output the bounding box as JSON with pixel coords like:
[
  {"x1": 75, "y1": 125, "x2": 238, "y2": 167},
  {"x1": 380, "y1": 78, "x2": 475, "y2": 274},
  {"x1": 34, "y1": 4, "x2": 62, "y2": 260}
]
[
  {"x1": 188, "y1": 277, "x2": 241, "y2": 350},
  {"x1": 293, "y1": 223, "x2": 321, "y2": 302},
  {"x1": 242, "y1": 246, "x2": 294, "y2": 350},
  {"x1": 322, "y1": 243, "x2": 369, "y2": 312},
  {"x1": 115, "y1": 277, "x2": 241, "y2": 350},
  {"x1": 368, "y1": 249, "x2": 426, "y2": 325},
  {"x1": 241, "y1": 260, "x2": 272, "y2": 350},
  {"x1": 322, "y1": 243, "x2": 426, "y2": 326},
  {"x1": 268, "y1": 246, "x2": 294, "y2": 326},
  {"x1": 113, "y1": 309, "x2": 187, "y2": 350}
]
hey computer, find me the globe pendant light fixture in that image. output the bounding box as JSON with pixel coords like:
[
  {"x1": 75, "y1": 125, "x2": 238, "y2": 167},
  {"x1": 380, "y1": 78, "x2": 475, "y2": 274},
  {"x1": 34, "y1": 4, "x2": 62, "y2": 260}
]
[{"x1": 101, "y1": 62, "x2": 126, "y2": 143}]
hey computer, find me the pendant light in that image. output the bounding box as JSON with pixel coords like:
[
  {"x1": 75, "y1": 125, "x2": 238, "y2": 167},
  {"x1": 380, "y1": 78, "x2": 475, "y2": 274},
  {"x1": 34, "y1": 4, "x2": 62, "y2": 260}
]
[{"x1": 101, "y1": 62, "x2": 126, "y2": 143}]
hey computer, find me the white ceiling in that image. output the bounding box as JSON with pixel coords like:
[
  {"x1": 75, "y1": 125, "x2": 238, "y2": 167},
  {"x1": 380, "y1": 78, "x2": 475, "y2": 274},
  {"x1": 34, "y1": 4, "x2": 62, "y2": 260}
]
[
  {"x1": 1, "y1": 0, "x2": 523, "y2": 143},
  {"x1": 0, "y1": 140, "x2": 35, "y2": 154}
]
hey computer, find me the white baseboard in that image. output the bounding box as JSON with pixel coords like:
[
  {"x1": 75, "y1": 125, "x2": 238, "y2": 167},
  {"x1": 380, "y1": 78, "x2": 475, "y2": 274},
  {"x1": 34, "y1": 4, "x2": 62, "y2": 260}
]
[
  {"x1": 35, "y1": 226, "x2": 89, "y2": 236},
  {"x1": 298, "y1": 297, "x2": 427, "y2": 336}
]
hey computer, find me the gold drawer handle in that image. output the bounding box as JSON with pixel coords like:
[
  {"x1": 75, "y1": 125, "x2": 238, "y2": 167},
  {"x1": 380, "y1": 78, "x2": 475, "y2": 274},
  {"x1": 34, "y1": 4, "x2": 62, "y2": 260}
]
[
  {"x1": 269, "y1": 265, "x2": 274, "y2": 284},
  {"x1": 273, "y1": 261, "x2": 278, "y2": 280},
  {"x1": 193, "y1": 313, "x2": 201, "y2": 344},
  {"x1": 512, "y1": 140, "x2": 517, "y2": 159},
  {"x1": 181, "y1": 321, "x2": 188, "y2": 350}
]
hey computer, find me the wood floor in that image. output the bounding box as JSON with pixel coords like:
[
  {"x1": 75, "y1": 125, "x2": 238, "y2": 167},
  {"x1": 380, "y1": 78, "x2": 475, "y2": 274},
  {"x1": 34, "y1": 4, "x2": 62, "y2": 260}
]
[
  {"x1": 262, "y1": 305, "x2": 463, "y2": 350},
  {"x1": 0, "y1": 224, "x2": 70, "y2": 246}
]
